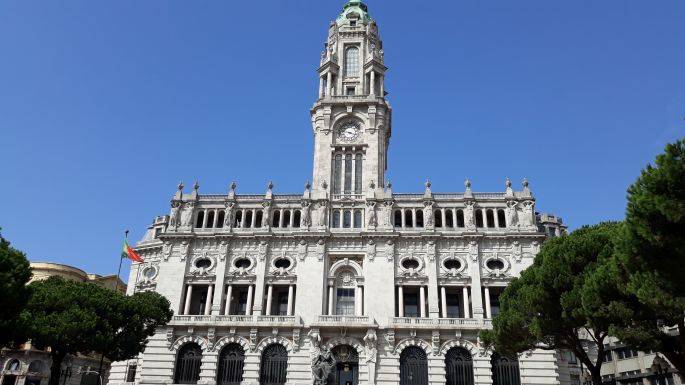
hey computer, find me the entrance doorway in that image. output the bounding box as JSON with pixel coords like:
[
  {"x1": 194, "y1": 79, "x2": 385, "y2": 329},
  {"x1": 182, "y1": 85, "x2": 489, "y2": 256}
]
[{"x1": 328, "y1": 345, "x2": 359, "y2": 385}]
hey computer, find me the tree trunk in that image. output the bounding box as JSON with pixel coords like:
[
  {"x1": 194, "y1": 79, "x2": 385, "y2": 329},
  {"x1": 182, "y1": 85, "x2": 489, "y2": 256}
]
[
  {"x1": 658, "y1": 348, "x2": 685, "y2": 382},
  {"x1": 49, "y1": 351, "x2": 68, "y2": 385}
]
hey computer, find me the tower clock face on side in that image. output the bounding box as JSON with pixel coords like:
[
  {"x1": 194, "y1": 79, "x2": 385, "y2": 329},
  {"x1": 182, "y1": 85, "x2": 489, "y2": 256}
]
[{"x1": 337, "y1": 121, "x2": 361, "y2": 143}]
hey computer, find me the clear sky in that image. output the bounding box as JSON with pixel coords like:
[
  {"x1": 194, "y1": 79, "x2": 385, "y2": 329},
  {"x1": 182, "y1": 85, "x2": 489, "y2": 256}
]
[{"x1": 1, "y1": 0, "x2": 684, "y2": 280}]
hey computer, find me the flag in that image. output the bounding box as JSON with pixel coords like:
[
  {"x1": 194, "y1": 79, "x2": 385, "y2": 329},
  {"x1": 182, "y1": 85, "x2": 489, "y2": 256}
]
[{"x1": 122, "y1": 239, "x2": 144, "y2": 262}]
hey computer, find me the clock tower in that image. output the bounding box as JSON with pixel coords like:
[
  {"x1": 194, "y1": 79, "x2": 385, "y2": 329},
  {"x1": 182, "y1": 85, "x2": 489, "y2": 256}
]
[{"x1": 310, "y1": 0, "x2": 391, "y2": 198}]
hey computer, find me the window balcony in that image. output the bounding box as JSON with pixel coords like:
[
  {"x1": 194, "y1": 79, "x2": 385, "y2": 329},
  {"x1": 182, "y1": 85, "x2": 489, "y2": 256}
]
[
  {"x1": 312, "y1": 315, "x2": 376, "y2": 328},
  {"x1": 389, "y1": 317, "x2": 492, "y2": 330},
  {"x1": 171, "y1": 314, "x2": 302, "y2": 327}
]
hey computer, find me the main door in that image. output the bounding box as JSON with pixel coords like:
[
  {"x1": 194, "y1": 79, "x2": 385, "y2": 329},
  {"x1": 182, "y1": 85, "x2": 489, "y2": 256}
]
[{"x1": 328, "y1": 345, "x2": 359, "y2": 385}]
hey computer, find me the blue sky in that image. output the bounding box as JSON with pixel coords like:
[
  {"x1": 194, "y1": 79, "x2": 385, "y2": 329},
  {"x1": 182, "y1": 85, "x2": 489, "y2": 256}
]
[{"x1": 1, "y1": 0, "x2": 684, "y2": 279}]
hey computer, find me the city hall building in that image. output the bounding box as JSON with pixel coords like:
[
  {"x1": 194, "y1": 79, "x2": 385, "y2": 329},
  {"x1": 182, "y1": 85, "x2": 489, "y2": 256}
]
[{"x1": 108, "y1": 2, "x2": 567, "y2": 385}]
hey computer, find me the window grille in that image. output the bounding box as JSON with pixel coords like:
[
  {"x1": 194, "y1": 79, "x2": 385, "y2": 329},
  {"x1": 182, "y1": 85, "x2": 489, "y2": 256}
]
[
  {"x1": 217, "y1": 344, "x2": 245, "y2": 385},
  {"x1": 259, "y1": 345, "x2": 288, "y2": 385},
  {"x1": 400, "y1": 347, "x2": 428, "y2": 385},
  {"x1": 491, "y1": 353, "x2": 520, "y2": 385},
  {"x1": 445, "y1": 347, "x2": 474, "y2": 385},
  {"x1": 345, "y1": 47, "x2": 360, "y2": 78},
  {"x1": 174, "y1": 343, "x2": 203, "y2": 384}
]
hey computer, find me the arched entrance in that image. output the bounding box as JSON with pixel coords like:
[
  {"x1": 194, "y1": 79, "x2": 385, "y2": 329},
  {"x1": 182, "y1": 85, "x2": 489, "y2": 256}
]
[
  {"x1": 400, "y1": 347, "x2": 428, "y2": 385},
  {"x1": 327, "y1": 345, "x2": 359, "y2": 385},
  {"x1": 491, "y1": 352, "x2": 521, "y2": 385},
  {"x1": 259, "y1": 344, "x2": 288, "y2": 385},
  {"x1": 217, "y1": 343, "x2": 245, "y2": 385},
  {"x1": 445, "y1": 347, "x2": 474, "y2": 385}
]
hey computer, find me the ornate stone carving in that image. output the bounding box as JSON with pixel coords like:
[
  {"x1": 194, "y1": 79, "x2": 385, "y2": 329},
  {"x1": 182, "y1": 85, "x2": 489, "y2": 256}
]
[
  {"x1": 384, "y1": 330, "x2": 395, "y2": 352},
  {"x1": 424, "y1": 201, "x2": 434, "y2": 228},
  {"x1": 468, "y1": 240, "x2": 479, "y2": 262},
  {"x1": 218, "y1": 241, "x2": 229, "y2": 261},
  {"x1": 426, "y1": 240, "x2": 436, "y2": 262},
  {"x1": 386, "y1": 239, "x2": 395, "y2": 261},
  {"x1": 298, "y1": 239, "x2": 308, "y2": 261},
  {"x1": 366, "y1": 239, "x2": 376, "y2": 261},
  {"x1": 363, "y1": 330, "x2": 378, "y2": 363},
  {"x1": 249, "y1": 328, "x2": 258, "y2": 351},
  {"x1": 317, "y1": 201, "x2": 328, "y2": 227},
  {"x1": 179, "y1": 241, "x2": 190, "y2": 261},
  {"x1": 162, "y1": 242, "x2": 171, "y2": 261},
  {"x1": 521, "y1": 200, "x2": 536, "y2": 228},
  {"x1": 293, "y1": 329, "x2": 301, "y2": 353},
  {"x1": 224, "y1": 202, "x2": 235, "y2": 228},
  {"x1": 311, "y1": 351, "x2": 337, "y2": 385},
  {"x1": 308, "y1": 329, "x2": 322, "y2": 363},
  {"x1": 431, "y1": 330, "x2": 440, "y2": 355},
  {"x1": 207, "y1": 327, "x2": 216, "y2": 348},
  {"x1": 258, "y1": 241, "x2": 268, "y2": 262},
  {"x1": 315, "y1": 238, "x2": 326, "y2": 261},
  {"x1": 262, "y1": 201, "x2": 271, "y2": 228},
  {"x1": 506, "y1": 201, "x2": 519, "y2": 228},
  {"x1": 512, "y1": 240, "x2": 522, "y2": 262},
  {"x1": 381, "y1": 200, "x2": 394, "y2": 228}
]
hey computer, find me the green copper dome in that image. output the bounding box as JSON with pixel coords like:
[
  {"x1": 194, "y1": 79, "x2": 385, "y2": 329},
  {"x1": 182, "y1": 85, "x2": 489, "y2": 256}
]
[{"x1": 336, "y1": 0, "x2": 372, "y2": 25}]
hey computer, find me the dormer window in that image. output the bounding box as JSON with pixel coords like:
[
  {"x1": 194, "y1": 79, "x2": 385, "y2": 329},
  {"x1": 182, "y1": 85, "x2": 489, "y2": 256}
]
[
  {"x1": 344, "y1": 47, "x2": 360, "y2": 78},
  {"x1": 350, "y1": 20, "x2": 357, "y2": 27}
]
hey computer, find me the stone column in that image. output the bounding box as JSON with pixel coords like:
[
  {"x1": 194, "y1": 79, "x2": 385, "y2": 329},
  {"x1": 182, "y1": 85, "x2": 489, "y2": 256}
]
[
  {"x1": 202, "y1": 209, "x2": 209, "y2": 228},
  {"x1": 279, "y1": 209, "x2": 285, "y2": 228},
  {"x1": 204, "y1": 285, "x2": 213, "y2": 316},
  {"x1": 356, "y1": 285, "x2": 363, "y2": 316},
  {"x1": 380, "y1": 75, "x2": 384, "y2": 96},
  {"x1": 251, "y1": 209, "x2": 257, "y2": 228},
  {"x1": 319, "y1": 76, "x2": 324, "y2": 98},
  {"x1": 494, "y1": 210, "x2": 500, "y2": 228},
  {"x1": 427, "y1": 254, "x2": 440, "y2": 318},
  {"x1": 287, "y1": 285, "x2": 294, "y2": 316},
  {"x1": 326, "y1": 72, "x2": 332, "y2": 96},
  {"x1": 484, "y1": 287, "x2": 492, "y2": 319},
  {"x1": 240, "y1": 209, "x2": 246, "y2": 228},
  {"x1": 265, "y1": 284, "x2": 273, "y2": 316},
  {"x1": 441, "y1": 286, "x2": 448, "y2": 318},
  {"x1": 351, "y1": 151, "x2": 356, "y2": 195},
  {"x1": 398, "y1": 285, "x2": 404, "y2": 317},
  {"x1": 224, "y1": 285, "x2": 233, "y2": 315},
  {"x1": 370, "y1": 70, "x2": 376, "y2": 95},
  {"x1": 328, "y1": 285, "x2": 334, "y2": 315},
  {"x1": 183, "y1": 284, "x2": 193, "y2": 315},
  {"x1": 469, "y1": 240, "x2": 485, "y2": 318},
  {"x1": 462, "y1": 287, "x2": 470, "y2": 319},
  {"x1": 245, "y1": 285, "x2": 254, "y2": 315},
  {"x1": 419, "y1": 286, "x2": 426, "y2": 318}
]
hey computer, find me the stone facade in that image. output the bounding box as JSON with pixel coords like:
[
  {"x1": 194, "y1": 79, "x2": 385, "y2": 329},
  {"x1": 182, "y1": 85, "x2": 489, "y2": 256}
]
[{"x1": 108, "y1": 2, "x2": 563, "y2": 385}]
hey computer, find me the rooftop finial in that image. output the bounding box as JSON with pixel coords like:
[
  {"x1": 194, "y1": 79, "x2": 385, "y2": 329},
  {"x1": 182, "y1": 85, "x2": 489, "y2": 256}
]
[
  {"x1": 193, "y1": 180, "x2": 199, "y2": 191},
  {"x1": 506, "y1": 178, "x2": 512, "y2": 188},
  {"x1": 425, "y1": 179, "x2": 431, "y2": 189},
  {"x1": 267, "y1": 180, "x2": 274, "y2": 191},
  {"x1": 177, "y1": 180, "x2": 184, "y2": 191},
  {"x1": 465, "y1": 178, "x2": 472, "y2": 190},
  {"x1": 522, "y1": 178, "x2": 531, "y2": 195},
  {"x1": 305, "y1": 180, "x2": 311, "y2": 191},
  {"x1": 230, "y1": 181, "x2": 236, "y2": 192}
]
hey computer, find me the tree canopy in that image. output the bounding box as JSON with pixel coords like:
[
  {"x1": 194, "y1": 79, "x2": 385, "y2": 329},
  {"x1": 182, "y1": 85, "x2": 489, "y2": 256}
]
[
  {"x1": 613, "y1": 138, "x2": 685, "y2": 377},
  {"x1": 0, "y1": 230, "x2": 32, "y2": 347},
  {"x1": 481, "y1": 222, "x2": 627, "y2": 385},
  {"x1": 19, "y1": 276, "x2": 173, "y2": 385}
]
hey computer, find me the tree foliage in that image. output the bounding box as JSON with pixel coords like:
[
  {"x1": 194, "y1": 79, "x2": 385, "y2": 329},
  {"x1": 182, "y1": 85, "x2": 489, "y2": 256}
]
[
  {"x1": 19, "y1": 276, "x2": 173, "y2": 385},
  {"x1": 481, "y1": 222, "x2": 627, "y2": 385},
  {"x1": 0, "y1": 230, "x2": 32, "y2": 347},
  {"x1": 613, "y1": 138, "x2": 685, "y2": 377}
]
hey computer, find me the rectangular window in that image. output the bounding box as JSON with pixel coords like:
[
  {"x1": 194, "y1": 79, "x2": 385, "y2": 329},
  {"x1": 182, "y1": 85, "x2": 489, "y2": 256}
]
[
  {"x1": 404, "y1": 292, "x2": 419, "y2": 318},
  {"x1": 566, "y1": 351, "x2": 577, "y2": 364},
  {"x1": 602, "y1": 350, "x2": 613, "y2": 362},
  {"x1": 336, "y1": 288, "x2": 355, "y2": 315},
  {"x1": 344, "y1": 154, "x2": 352, "y2": 194},
  {"x1": 125, "y1": 364, "x2": 137, "y2": 383},
  {"x1": 354, "y1": 154, "x2": 362, "y2": 194},
  {"x1": 277, "y1": 292, "x2": 289, "y2": 316},
  {"x1": 446, "y1": 292, "x2": 460, "y2": 318},
  {"x1": 333, "y1": 154, "x2": 342, "y2": 194},
  {"x1": 237, "y1": 291, "x2": 248, "y2": 314},
  {"x1": 346, "y1": 87, "x2": 356, "y2": 95}
]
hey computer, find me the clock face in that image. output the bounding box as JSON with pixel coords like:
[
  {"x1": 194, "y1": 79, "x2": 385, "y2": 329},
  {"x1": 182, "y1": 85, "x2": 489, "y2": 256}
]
[{"x1": 337, "y1": 121, "x2": 361, "y2": 143}]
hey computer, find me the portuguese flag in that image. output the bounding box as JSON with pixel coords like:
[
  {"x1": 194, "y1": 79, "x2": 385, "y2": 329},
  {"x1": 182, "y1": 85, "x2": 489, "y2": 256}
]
[{"x1": 122, "y1": 239, "x2": 144, "y2": 263}]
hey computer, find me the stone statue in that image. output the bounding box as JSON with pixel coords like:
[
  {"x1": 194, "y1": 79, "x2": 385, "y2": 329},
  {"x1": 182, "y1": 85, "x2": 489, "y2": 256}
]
[
  {"x1": 224, "y1": 202, "x2": 235, "y2": 228},
  {"x1": 180, "y1": 202, "x2": 194, "y2": 227},
  {"x1": 506, "y1": 201, "x2": 519, "y2": 228},
  {"x1": 301, "y1": 201, "x2": 312, "y2": 227},
  {"x1": 367, "y1": 201, "x2": 377, "y2": 228},
  {"x1": 424, "y1": 201, "x2": 434, "y2": 227},
  {"x1": 464, "y1": 201, "x2": 475, "y2": 229},
  {"x1": 317, "y1": 201, "x2": 328, "y2": 227},
  {"x1": 311, "y1": 350, "x2": 337, "y2": 385},
  {"x1": 382, "y1": 201, "x2": 394, "y2": 227},
  {"x1": 169, "y1": 201, "x2": 181, "y2": 228},
  {"x1": 262, "y1": 203, "x2": 271, "y2": 228}
]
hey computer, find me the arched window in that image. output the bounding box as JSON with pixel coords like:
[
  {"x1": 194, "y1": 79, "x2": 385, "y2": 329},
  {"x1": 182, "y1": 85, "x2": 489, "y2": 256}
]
[
  {"x1": 6, "y1": 359, "x2": 20, "y2": 371},
  {"x1": 416, "y1": 210, "x2": 424, "y2": 228},
  {"x1": 486, "y1": 210, "x2": 495, "y2": 228},
  {"x1": 355, "y1": 154, "x2": 363, "y2": 194},
  {"x1": 174, "y1": 343, "x2": 203, "y2": 384},
  {"x1": 343, "y1": 210, "x2": 352, "y2": 228},
  {"x1": 456, "y1": 210, "x2": 465, "y2": 228},
  {"x1": 475, "y1": 210, "x2": 484, "y2": 228},
  {"x1": 400, "y1": 347, "x2": 428, "y2": 385},
  {"x1": 195, "y1": 211, "x2": 205, "y2": 228},
  {"x1": 435, "y1": 210, "x2": 443, "y2": 228},
  {"x1": 255, "y1": 210, "x2": 263, "y2": 228},
  {"x1": 217, "y1": 344, "x2": 245, "y2": 385},
  {"x1": 491, "y1": 353, "x2": 521, "y2": 385},
  {"x1": 353, "y1": 210, "x2": 363, "y2": 228},
  {"x1": 344, "y1": 154, "x2": 353, "y2": 194},
  {"x1": 244, "y1": 211, "x2": 253, "y2": 228},
  {"x1": 272, "y1": 211, "x2": 281, "y2": 228},
  {"x1": 445, "y1": 209, "x2": 454, "y2": 228},
  {"x1": 206, "y1": 210, "x2": 215, "y2": 228},
  {"x1": 259, "y1": 344, "x2": 288, "y2": 385},
  {"x1": 497, "y1": 210, "x2": 506, "y2": 228},
  {"x1": 217, "y1": 210, "x2": 225, "y2": 228},
  {"x1": 344, "y1": 47, "x2": 360, "y2": 78},
  {"x1": 234, "y1": 211, "x2": 243, "y2": 228},
  {"x1": 445, "y1": 347, "x2": 474, "y2": 385},
  {"x1": 394, "y1": 210, "x2": 402, "y2": 228},
  {"x1": 328, "y1": 345, "x2": 359, "y2": 385},
  {"x1": 332, "y1": 211, "x2": 341, "y2": 228},
  {"x1": 405, "y1": 210, "x2": 414, "y2": 227}
]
